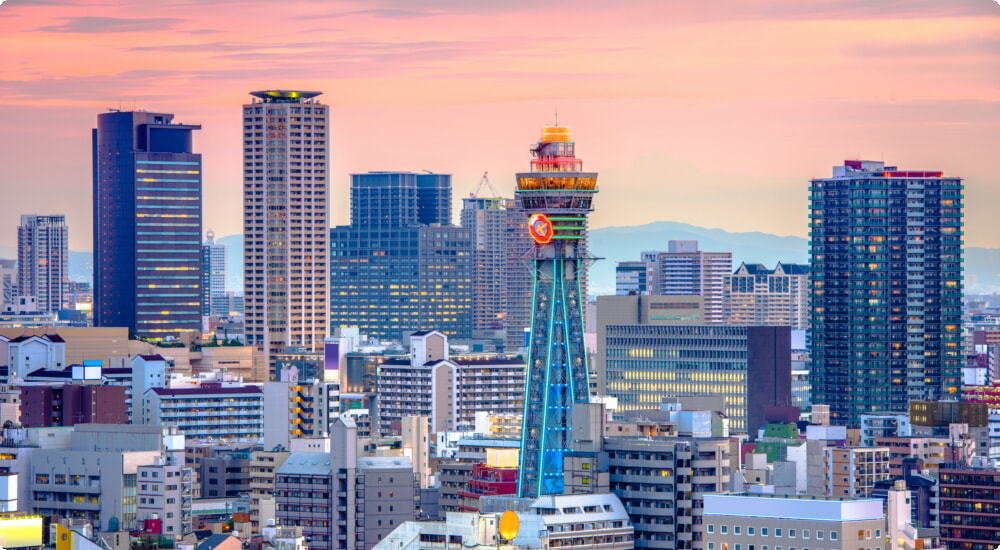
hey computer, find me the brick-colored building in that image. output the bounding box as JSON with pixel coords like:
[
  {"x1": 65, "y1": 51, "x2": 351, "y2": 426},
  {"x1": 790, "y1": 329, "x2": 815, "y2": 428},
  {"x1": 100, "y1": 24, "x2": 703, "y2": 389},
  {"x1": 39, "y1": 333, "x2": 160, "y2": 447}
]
[{"x1": 20, "y1": 384, "x2": 127, "y2": 427}]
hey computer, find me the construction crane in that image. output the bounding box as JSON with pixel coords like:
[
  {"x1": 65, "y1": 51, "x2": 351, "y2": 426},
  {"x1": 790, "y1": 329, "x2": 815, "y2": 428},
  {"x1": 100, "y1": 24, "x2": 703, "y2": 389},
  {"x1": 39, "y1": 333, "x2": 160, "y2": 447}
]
[{"x1": 470, "y1": 171, "x2": 499, "y2": 198}]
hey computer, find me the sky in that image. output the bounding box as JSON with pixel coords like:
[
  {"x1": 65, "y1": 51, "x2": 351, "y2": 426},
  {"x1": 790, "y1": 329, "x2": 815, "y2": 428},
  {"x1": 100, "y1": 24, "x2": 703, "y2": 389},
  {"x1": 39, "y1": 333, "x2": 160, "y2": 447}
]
[{"x1": 0, "y1": 0, "x2": 998, "y2": 252}]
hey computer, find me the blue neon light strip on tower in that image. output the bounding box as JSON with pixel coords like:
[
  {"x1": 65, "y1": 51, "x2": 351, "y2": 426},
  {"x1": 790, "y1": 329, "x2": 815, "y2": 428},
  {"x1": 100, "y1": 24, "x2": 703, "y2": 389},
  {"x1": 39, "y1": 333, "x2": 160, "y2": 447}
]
[{"x1": 515, "y1": 125, "x2": 598, "y2": 498}]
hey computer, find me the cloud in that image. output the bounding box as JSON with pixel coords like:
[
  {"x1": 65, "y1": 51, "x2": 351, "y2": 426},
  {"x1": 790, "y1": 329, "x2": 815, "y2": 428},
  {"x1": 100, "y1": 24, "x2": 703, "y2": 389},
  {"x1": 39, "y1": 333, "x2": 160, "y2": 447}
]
[
  {"x1": 0, "y1": 69, "x2": 185, "y2": 101},
  {"x1": 844, "y1": 36, "x2": 1000, "y2": 60},
  {"x1": 292, "y1": 8, "x2": 442, "y2": 20},
  {"x1": 35, "y1": 16, "x2": 186, "y2": 33}
]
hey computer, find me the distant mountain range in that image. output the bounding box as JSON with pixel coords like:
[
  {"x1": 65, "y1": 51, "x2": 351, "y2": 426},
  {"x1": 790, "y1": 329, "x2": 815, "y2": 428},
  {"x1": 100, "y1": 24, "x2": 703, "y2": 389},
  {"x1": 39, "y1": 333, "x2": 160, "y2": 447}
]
[{"x1": 6, "y1": 221, "x2": 999, "y2": 295}]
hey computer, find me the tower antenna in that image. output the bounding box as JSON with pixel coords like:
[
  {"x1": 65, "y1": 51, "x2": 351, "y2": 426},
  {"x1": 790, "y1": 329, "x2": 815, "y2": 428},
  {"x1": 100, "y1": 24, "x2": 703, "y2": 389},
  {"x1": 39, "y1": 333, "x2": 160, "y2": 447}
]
[{"x1": 554, "y1": 108, "x2": 559, "y2": 126}]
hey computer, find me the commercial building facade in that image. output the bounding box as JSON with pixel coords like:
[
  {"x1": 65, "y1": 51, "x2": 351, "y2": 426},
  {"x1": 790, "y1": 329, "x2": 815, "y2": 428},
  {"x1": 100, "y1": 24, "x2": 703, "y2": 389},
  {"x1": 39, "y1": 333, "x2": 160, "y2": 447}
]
[
  {"x1": 93, "y1": 110, "x2": 203, "y2": 340},
  {"x1": 330, "y1": 172, "x2": 472, "y2": 343},
  {"x1": 603, "y1": 324, "x2": 791, "y2": 435}
]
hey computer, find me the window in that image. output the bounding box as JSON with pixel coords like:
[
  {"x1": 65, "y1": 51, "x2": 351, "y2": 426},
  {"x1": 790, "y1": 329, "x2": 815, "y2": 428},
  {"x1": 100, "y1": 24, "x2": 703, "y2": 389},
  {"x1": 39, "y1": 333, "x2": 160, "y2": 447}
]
[
  {"x1": 762, "y1": 528, "x2": 768, "y2": 536},
  {"x1": 829, "y1": 532, "x2": 838, "y2": 541},
  {"x1": 802, "y1": 530, "x2": 810, "y2": 539},
  {"x1": 789, "y1": 530, "x2": 796, "y2": 538},
  {"x1": 875, "y1": 531, "x2": 880, "y2": 539},
  {"x1": 736, "y1": 545, "x2": 741, "y2": 550},
  {"x1": 722, "y1": 526, "x2": 728, "y2": 534},
  {"x1": 749, "y1": 527, "x2": 755, "y2": 535},
  {"x1": 776, "y1": 529, "x2": 782, "y2": 537},
  {"x1": 735, "y1": 526, "x2": 742, "y2": 535},
  {"x1": 708, "y1": 525, "x2": 715, "y2": 534},
  {"x1": 709, "y1": 544, "x2": 715, "y2": 550},
  {"x1": 816, "y1": 531, "x2": 823, "y2": 540}
]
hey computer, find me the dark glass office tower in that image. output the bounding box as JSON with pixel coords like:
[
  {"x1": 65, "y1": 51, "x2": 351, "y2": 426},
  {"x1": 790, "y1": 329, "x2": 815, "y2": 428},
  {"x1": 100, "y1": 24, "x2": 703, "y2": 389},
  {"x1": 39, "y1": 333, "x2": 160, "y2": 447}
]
[
  {"x1": 330, "y1": 172, "x2": 472, "y2": 342},
  {"x1": 93, "y1": 110, "x2": 202, "y2": 340},
  {"x1": 809, "y1": 160, "x2": 963, "y2": 427}
]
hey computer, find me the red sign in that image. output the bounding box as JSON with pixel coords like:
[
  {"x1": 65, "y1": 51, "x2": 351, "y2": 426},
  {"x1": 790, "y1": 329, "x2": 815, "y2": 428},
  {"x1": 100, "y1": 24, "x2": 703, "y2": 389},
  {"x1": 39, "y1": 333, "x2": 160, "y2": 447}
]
[{"x1": 528, "y1": 214, "x2": 553, "y2": 244}]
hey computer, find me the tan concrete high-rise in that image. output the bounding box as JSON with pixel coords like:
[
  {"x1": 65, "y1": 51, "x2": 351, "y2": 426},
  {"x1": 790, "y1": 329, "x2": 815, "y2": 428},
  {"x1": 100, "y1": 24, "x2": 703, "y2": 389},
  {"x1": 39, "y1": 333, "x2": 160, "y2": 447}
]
[{"x1": 243, "y1": 91, "x2": 329, "y2": 369}]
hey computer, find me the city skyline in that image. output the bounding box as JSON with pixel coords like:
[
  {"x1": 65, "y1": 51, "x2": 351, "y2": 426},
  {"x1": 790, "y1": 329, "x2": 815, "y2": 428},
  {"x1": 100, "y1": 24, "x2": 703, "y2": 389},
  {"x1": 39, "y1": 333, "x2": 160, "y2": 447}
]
[{"x1": 1, "y1": 0, "x2": 997, "y2": 251}]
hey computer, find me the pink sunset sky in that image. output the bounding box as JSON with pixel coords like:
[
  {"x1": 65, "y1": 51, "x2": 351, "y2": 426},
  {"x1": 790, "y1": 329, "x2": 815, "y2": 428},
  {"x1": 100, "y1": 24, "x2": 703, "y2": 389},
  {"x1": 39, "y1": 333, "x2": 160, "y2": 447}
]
[{"x1": 0, "y1": 0, "x2": 998, "y2": 251}]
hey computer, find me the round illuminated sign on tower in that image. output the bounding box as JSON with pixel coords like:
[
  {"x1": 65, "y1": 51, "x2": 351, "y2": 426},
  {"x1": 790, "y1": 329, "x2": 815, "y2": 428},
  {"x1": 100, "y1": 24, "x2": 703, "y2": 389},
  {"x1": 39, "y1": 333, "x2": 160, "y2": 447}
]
[{"x1": 527, "y1": 213, "x2": 553, "y2": 244}]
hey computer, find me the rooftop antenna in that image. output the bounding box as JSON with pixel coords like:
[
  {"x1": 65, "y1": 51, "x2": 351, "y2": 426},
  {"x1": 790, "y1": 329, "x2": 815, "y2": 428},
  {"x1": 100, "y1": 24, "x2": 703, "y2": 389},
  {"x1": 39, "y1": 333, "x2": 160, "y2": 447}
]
[
  {"x1": 554, "y1": 107, "x2": 559, "y2": 126},
  {"x1": 471, "y1": 172, "x2": 499, "y2": 199}
]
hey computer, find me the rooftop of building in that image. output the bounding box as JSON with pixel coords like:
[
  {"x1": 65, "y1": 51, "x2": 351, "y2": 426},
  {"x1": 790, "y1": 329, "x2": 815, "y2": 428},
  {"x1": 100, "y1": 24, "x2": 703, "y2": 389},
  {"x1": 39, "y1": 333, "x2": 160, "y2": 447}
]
[
  {"x1": 380, "y1": 356, "x2": 525, "y2": 367},
  {"x1": 733, "y1": 261, "x2": 809, "y2": 276},
  {"x1": 705, "y1": 493, "x2": 884, "y2": 522},
  {"x1": 358, "y1": 456, "x2": 413, "y2": 470},
  {"x1": 149, "y1": 385, "x2": 262, "y2": 396},
  {"x1": 276, "y1": 452, "x2": 332, "y2": 476},
  {"x1": 25, "y1": 368, "x2": 72, "y2": 379},
  {"x1": 194, "y1": 533, "x2": 239, "y2": 550},
  {"x1": 249, "y1": 90, "x2": 322, "y2": 102}
]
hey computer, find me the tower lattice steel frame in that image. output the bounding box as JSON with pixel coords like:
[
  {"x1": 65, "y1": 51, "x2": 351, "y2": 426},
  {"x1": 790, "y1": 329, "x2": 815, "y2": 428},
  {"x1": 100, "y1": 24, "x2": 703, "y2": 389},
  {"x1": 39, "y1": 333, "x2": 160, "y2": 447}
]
[{"x1": 516, "y1": 125, "x2": 598, "y2": 497}]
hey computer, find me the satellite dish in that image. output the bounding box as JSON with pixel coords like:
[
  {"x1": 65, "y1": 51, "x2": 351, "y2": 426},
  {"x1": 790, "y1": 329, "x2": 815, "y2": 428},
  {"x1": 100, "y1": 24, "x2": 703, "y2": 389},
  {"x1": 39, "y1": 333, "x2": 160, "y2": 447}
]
[{"x1": 499, "y1": 510, "x2": 520, "y2": 541}]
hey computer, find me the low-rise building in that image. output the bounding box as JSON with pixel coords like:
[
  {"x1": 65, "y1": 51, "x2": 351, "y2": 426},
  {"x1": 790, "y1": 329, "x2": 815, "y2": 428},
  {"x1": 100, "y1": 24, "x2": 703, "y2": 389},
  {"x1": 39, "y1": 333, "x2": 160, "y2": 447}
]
[
  {"x1": 137, "y1": 455, "x2": 194, "y2": 538},
  {"x1": 377, "y1": 332, "x2": 524, "y2": 435},
  {"x1": 823, "y1": 447, "x2": 890, "y2": 498},
  {"x1": 704, "y1": 493, "x2": 885, "y2": 550},
  {"x1": 141, "y1": 386, "x2": 263, "y2": 441},
  {"x1": 379, "y1": 493, "x2": 633, "y2": 550},
  {"x1": 939, "y1": 465, "x2": 1000, "y2": 550}
]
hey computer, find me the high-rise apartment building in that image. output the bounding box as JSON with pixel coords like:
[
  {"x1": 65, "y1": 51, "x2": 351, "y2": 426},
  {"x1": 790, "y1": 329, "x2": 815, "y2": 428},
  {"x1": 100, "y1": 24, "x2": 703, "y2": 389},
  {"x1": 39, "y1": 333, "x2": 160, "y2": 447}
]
[
  {"x1": 92, "y1": 110, "x2": 202, "y2": 340},
  {"x1": 330, "y1": 172, "x2": 472, "y2": 342},
  {"x1": 0, "y1": 259, "x2": 16, "y2": 312},
  {"x1": 809, "y1": 160, "x2": 963, "y2": 427},
  {"x1": 461, "y1": 196, "x2": 511, "y2": 337},
  {"x1": 17, "y1": 214, "x2": 68, "y2": 314},
  {"x1": 201, "y1": 229, "x2": 227, "y2": 316},
  {"x1": 243, "y1": 90, "x2": 329, "y2": 367},
  {"x1": 723, "y1": 262, "x2": 809, "y2": 329},
  {"x1": 503, "y1": 203, "x2": 535, "y2": 351}
]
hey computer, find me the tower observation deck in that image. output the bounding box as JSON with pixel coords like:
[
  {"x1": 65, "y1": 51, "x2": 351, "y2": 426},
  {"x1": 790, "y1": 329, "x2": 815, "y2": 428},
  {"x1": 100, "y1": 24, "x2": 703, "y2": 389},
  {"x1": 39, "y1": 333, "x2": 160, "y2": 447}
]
[{"x1": 515, "y1": 125, "x2": 598, "y2": 498}]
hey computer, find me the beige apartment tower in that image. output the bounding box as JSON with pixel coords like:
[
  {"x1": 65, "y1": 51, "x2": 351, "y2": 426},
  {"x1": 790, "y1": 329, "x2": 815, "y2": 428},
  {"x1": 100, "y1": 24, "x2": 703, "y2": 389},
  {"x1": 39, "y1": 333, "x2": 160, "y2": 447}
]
[{"x1": 243, "y1": 91, "x2": 329, "y2": 368}]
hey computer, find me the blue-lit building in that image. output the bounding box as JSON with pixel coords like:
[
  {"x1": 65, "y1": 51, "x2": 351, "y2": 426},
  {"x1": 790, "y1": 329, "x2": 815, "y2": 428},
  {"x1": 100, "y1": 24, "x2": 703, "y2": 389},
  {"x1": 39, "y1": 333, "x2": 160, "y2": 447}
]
[
  {"x1": 809, "y1": 160, "x2": 963, "y2": 427},
  {"x1": 329, "y1": 172, "x2": 472, "y2": 343},
  {"x1": 515, "y1": 125, "x2": 598, "y2": 497},
  {"x1": 92, "y1": 110, "x2": 202, "y2": 340}
]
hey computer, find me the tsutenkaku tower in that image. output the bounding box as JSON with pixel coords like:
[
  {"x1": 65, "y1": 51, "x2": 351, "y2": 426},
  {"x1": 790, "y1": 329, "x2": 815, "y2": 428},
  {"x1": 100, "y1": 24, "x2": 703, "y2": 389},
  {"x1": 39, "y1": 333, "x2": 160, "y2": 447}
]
[{"x1": 516, "y1": 125, "x2": 598, "y2": 497}]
